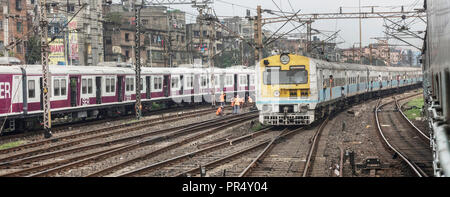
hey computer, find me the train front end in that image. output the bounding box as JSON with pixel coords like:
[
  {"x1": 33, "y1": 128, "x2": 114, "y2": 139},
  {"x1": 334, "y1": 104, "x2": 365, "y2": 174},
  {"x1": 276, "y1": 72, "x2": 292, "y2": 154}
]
[{"x1": 256, "y1": 53, "x2": 316, "y2": 125}]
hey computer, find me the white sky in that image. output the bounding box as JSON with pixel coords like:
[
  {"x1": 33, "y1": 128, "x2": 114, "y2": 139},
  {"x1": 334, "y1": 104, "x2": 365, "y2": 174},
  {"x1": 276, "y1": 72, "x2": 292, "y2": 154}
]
[{"x1": 116, "y1": 0, "x2": 426, "y2": 51}]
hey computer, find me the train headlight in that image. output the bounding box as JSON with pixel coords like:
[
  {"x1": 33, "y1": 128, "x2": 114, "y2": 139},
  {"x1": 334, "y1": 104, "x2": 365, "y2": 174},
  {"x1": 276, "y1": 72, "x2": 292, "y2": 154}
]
[
  {"x1": 273, "y1": 90, "x2": 280, "y2": 97},
  {"x1": 280, "y1": 54, "x2": 290, "y2": 65}
]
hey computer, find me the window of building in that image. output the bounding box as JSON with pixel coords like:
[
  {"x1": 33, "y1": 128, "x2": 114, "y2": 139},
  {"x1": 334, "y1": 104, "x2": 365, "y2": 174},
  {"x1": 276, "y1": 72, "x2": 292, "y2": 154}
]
[
  {"x1": 125, "y1": 33, "x2": 130, "y2": 42},
  {"x1": 68, "y1": 4, "x2": 75, "y2": 13},
  {"x1": 17, "y1": 22, "x2": 22, "y2": 33},
  {"x1": 16, "y1": 0, "x2": 22, "y2": 10},
  {"x1": 16, "y1": 42, "x2": 22, "y2": 54},
  {"x1": 194, "y1": 31, "x2": 199, "y2": 37},
  {"x1": 28, "y1": 80, "x2": 35, "y2": 98}
]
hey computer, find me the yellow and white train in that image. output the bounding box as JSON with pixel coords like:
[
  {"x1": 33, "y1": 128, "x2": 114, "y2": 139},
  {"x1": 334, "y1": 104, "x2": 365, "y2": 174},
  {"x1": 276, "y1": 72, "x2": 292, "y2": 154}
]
[{"x1": 256, "y1": 53, "x2": 422, "y2": 126}]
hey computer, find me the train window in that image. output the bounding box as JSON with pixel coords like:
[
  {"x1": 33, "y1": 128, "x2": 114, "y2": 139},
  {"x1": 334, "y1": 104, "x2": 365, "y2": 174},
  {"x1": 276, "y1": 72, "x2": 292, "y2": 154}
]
[
  {"x1": 214, "y1": 75, "x2": 219, "y2": 87},
  {"x1": 172, "y1": 77, "x2": 179, "y2": 89},
  {"x1": 61, "y1": 79, "x2": 67, "y2": 96},
  {"x1": 28, "y1": 80, "x2": 35, "y2": 98},
  {"x1": 82, "y1": 79, "x2": 87, "y2": 94},
  {"x1": 263, "y1": 69, "x2": 308, "y2": 85},
  {"x1": 54, "y1": 79, "x2": 60, "y2": 96},
  {"x1": 130, "y1": 78, "x2": 134, "y2": 91},
  {"x1": 153, "y1": 76, "x2": 162, "y2": 90},
  {"x1": 126, "y1": 78, "x2": 130, "y2": 91},
  {"x1": 225, "y1": 75, "x2": 233, "y2": 86},
  {"x1": 201, "y1": 76, "x2": 207, "y2": 87},
  {"x1": 250, "y1": 75, "x2": 255, "y2": 85},
  {"x1": 140, "y1": 78, "x2": 144, "y2": 91},
  {"x1": 88, "y1": 79, "x2": 93, "y2": 94},
  {"x1": 185, "y1": 75, "x2": 193, "y2": 89},
  {"x1": 106, "y1": 78, "x2": 111, "y2": 93},
  {"x1": 111, "y1": 78, "x2": 115, "y2": 92}
]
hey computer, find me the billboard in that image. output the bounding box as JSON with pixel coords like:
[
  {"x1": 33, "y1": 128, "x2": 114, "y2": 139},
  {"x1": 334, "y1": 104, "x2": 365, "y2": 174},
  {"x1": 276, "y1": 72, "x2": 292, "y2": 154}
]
[
  {"x1": 48, "y1": 38, "x2": 66, "y2": 65},
  {"x1": 68, "y1": 21, "x2": 79, "y2": 61}
]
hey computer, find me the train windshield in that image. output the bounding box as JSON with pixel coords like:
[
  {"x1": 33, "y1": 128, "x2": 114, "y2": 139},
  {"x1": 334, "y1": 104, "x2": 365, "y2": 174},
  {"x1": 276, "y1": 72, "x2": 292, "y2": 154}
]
[{"x1": 263, "y1": 68, "x2": 308, "y2": 85}]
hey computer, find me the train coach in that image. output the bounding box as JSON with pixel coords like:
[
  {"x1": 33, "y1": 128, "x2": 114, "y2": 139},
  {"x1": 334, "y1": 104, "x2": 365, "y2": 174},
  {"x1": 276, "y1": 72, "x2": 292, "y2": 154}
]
[
  {"x1": 256, "y1": 53, "x2": 422, "y2": 126},
  {"x1": 0, "y1": 64, "x2": 255, "y2": 134}
]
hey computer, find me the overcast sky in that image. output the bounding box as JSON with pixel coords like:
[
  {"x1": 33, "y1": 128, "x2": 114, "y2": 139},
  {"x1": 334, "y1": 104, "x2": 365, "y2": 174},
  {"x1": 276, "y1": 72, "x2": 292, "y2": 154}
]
[{"x1": 118, "y1": 0, "x2": 426, "y2": 51}]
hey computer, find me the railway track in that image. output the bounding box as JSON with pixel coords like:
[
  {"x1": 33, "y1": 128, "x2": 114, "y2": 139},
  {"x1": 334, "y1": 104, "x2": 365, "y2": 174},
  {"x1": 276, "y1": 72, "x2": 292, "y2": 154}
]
[
  {"x1": 0, "y1": 104, "x2": 218, "y2": 144},
  {"x1": 112, "y1": 125, "x2": 286, "y2": 177},
  {"x1": 0, "y1": 111, "x2": 258, "y2": 177},
  {"x1": 374, "y1": 95, "x2": 433, "y2": 177},
  {"x1": 0, "y1": 106, "x2": 227, "y2": 158}
]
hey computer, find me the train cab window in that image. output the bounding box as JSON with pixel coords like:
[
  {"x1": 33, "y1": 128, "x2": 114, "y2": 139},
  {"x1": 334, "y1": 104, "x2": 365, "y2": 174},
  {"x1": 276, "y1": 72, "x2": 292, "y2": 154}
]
[
  {"x1": 28, "y1": 80, "x2": 35, "y2": 98},
  {"x1": 88, "y1": 79, "x2": 93, "y2": 94},
  {"x1": 82, "y1": 79, "x2": 87, "y2": 94},
  {"x1": 54, "y1": 79, "x2": 60, "y2": 96},
  {"x1": 239, "y1": 75, "x2": 247, "y2": 86},
  {"x1": 61, "y1": 79, "x2": 67, "y2": 96}
]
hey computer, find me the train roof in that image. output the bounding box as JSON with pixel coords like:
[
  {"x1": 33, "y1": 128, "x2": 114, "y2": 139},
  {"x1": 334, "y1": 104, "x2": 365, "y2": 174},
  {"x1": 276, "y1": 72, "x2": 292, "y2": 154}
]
[
  {"x1": 15, "y1": 65, "x2": 255, "y2": 75},
  {"x1": 312, "y1": 58, "x2": 421, "y2": 72}
]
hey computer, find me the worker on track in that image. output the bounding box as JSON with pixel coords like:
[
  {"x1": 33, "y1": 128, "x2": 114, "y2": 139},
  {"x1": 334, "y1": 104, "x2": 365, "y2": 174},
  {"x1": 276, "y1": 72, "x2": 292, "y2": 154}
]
[
  {"x1": 248, "y1": 96, "x2": 254, "y2": 109},
  {"x1": 235, "y1": 95, "x2": 241, "y2": 114},
  {"x1": 231, "y1": 96, "x2": 236, "y2": 114},
  {"x1": 216, "y1": 106, "x2": 224, "y2": 116},
  {"x1": 220, "y1": 92, "x2": 225, "y2": 106}
]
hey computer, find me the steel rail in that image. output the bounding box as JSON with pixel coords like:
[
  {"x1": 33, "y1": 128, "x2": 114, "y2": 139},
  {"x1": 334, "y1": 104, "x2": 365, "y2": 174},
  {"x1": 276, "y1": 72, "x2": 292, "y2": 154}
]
[
  {"x1": 115, "y1": 121, "x2": 270, "y2": 177},
  {"x1": 0, "y1": 107, "x2": 220, "y2": 155},
  {"x1": 2, "y1": 113, "x2": 258, "y2": 177},
  {"x1": 0, "y1": 112, "x2": 257, "y2": 168},
  {"x1": 395, "y1": 96, "x2": 430, "y2": 141},
  {"x1": 302, "y1": 117, "x2": 329, "y2": 177},
  {"x1": 374, "y1": 98, "x2": 428, "y2": 177}
]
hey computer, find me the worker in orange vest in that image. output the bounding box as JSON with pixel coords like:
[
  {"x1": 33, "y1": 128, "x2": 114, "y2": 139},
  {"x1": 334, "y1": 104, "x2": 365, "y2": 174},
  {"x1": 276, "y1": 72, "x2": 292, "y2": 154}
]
[
  {"x1": 235, "y1": 95, "x2": 241, "y2": 114},
  {"x1": 248, "y1": 96, "x2": 254, "y2": 109},
  {"x1": 220, "y1": 92, "x2": 225, "y2": 106},
  {"x1": 216, "y1": 106, "x2": 224, "y2": 116},
  {"x1": 231, "y1": 96, "x2": 236, "y2": 114}
]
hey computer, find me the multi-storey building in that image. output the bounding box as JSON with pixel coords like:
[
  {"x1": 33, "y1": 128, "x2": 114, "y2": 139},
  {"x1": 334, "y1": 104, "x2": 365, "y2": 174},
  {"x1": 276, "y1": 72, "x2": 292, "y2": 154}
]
[
  {"x1": 44, "y1": 0, "x2": 104, "y2": 66},
  {"x1": 0, "y1": 0, "x2": 29, "y2": 62},
  {"x1": 103, "y1": 4, "x2": 189, "y2": 67}
]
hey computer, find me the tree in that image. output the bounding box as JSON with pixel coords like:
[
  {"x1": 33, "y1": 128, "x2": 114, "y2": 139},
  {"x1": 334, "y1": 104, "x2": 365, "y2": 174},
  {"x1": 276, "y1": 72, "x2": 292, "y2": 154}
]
[{"x1": 26, "y1": 36, "x2": 41, "y2": 64}]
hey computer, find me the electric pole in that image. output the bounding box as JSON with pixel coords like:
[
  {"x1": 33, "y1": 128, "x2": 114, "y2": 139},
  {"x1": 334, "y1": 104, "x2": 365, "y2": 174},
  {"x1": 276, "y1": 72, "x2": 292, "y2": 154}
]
[
  {"x1": 254, "y1": 6, "x2": 263, "y2": 65},
  {"x1": 135, "y1": 0, "x2": 143, "y2": 119},
  {"x1": 39, "y1": 0, "x2": 52, "y2": 138}
]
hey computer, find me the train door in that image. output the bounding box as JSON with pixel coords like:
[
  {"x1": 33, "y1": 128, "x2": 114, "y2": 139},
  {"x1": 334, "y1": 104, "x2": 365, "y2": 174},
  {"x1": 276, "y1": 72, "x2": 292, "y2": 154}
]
[
  {"x1": 234, "y1": 74, "x2": 238, "y2": 97},
  {"x1": 180, "y1": 75, "x2": 184, "y2": 95},
  {"x1": 163, "y1": 75, "x2": 170, "y2": 97},
  {"x1": 146, "y1": 76, "x2": 151, "y2": 99},
  {"x1": 40, "y1": 77, "x2": 43, "y2": 110},
  {"x1": 357, "y1": 75, "x2": 360, "y2": 92},
  {"x1": 220, "y1": 75, "x2": 225, "y2": 92},
  {"x1": 194, "y1": 74, "x2": 200, "y2": 102},
  {"x1": 117, "y1": 76, "x2": 124, "y2": 102},
  {"x1": 70, "y1": 76, "x2": 78, "y2": 107},
  {"x1": 96, "y1": 77, "x2": 102, "y2": 104},
  {"x1": 246, "y1": 74, "x2": 250, "y2": 101}
]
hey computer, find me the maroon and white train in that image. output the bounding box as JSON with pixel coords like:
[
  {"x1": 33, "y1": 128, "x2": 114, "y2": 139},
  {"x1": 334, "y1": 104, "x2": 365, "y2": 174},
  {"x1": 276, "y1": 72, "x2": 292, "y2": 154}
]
[{"x1": 0, "y1": 64, "x2": 255, "y2": 133}]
